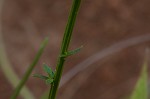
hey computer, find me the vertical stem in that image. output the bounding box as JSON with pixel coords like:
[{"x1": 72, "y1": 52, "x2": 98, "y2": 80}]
[{"x1": 49, "y1": 0, "x2": 81, "y2": 99}]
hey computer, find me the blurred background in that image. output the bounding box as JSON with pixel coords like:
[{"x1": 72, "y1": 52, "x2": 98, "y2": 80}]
[{"x1": 0, "y1": 0, "x2": 150, "y2": 99}]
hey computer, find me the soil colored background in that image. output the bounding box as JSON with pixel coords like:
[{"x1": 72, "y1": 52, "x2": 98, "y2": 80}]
[{"x1": 1, "y1": 0, "x2": 150, "y2": 99}]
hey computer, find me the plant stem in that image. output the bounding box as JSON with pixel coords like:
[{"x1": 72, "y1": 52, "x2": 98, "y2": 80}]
[
  {"x1": 48, "y1": 0, "x2": 81, "y2": 99},
  {"x1": 11, "y1": 38, "x2": 48, "y2": 99}
]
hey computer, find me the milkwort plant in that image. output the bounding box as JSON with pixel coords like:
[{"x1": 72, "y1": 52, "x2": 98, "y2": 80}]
[
  {"x1": 34, "y1": 0, "x2": 82, "y2": 99},
  {"x1": 11, "y1": 0, "x2": 82, "y2": 99}
]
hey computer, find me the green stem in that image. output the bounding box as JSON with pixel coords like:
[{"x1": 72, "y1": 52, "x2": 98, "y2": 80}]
[
  {"x1": 49, "y1": 0, "x2": 81, "y2": 99},
  {"x1": 11, "y1": 38, "x2": 48, "y2": 99}
]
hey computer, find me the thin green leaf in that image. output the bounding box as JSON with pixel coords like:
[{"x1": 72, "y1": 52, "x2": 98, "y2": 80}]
[
  {"x1": 11, "y1": 38, "x2": 48, "y2": 99},
  {"x1": 43, "y1": 64, "x2": 54, "y2": 78},
  {"x1": 33, "y1": 74, "x2": 49, "y2": 80},
  {"x1": 130, "y1": 60, "x2": 148, "y2": 99},
  {"x1": 61, "y1": 46, "x2": 83, "y2": 57},
  {"x1": 46, "y1": 78, "x2": 54, "y2": 84}
]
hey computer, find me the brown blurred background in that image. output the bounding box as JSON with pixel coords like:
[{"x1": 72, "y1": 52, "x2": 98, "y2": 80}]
[{"x1": 0, "y1": 0, "x2": 150, "y2": 99}]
